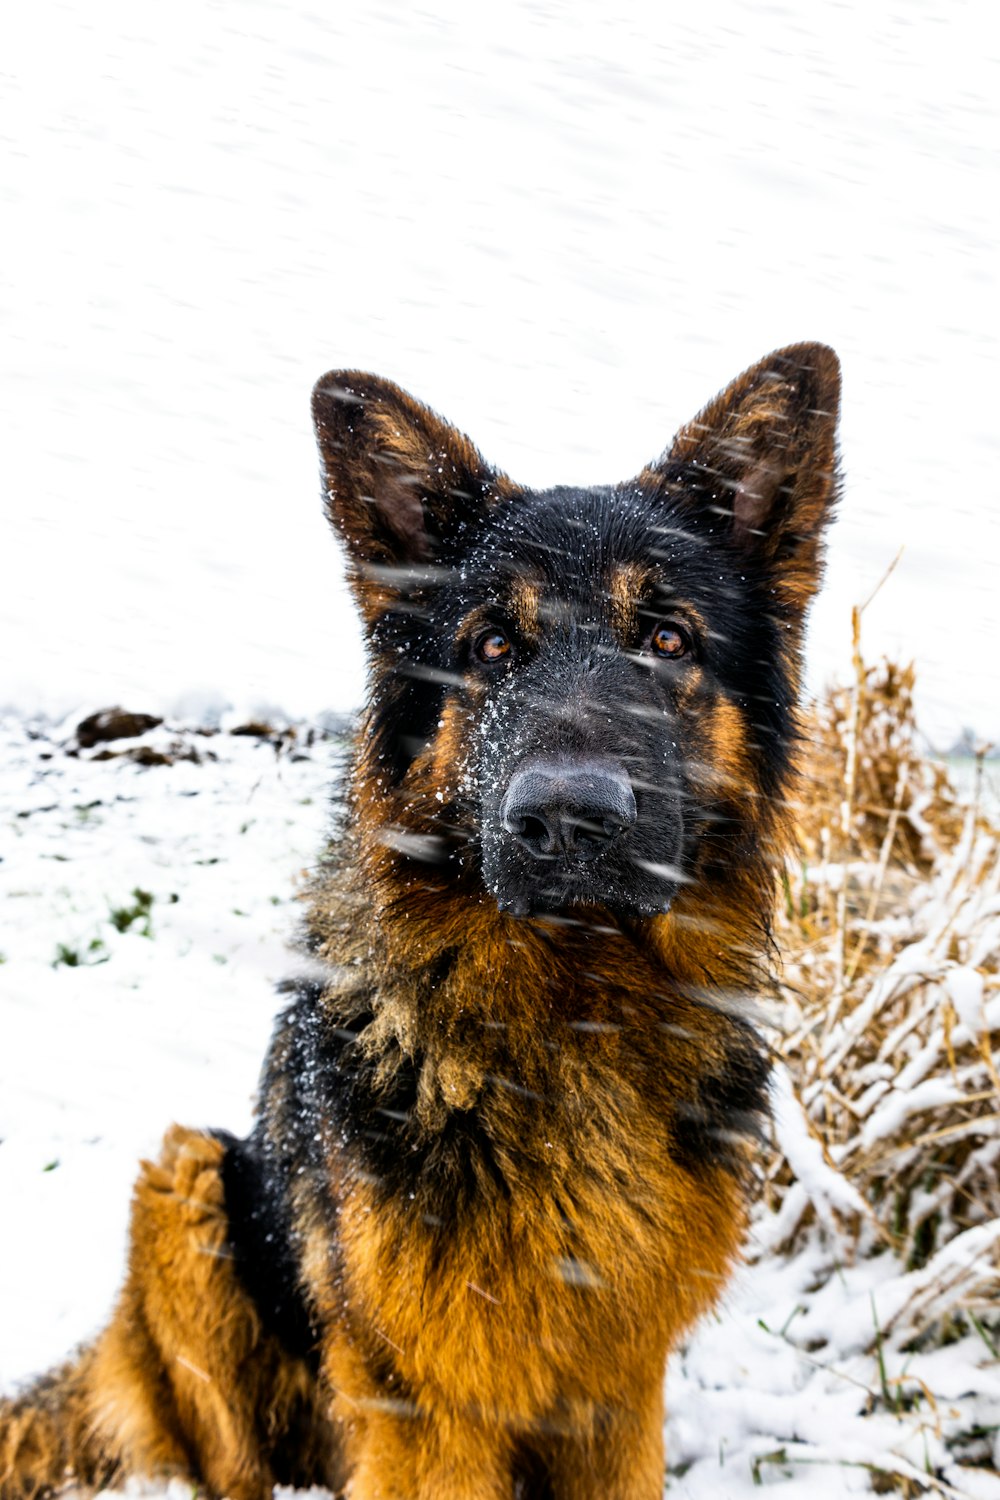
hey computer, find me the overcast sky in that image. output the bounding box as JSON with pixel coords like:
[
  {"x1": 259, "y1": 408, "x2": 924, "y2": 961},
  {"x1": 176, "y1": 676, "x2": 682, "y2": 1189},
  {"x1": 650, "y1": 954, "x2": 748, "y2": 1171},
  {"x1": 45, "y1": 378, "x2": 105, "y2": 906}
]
[{"x1": 3, "y1": 0, "x2": 998, "y2": 746}]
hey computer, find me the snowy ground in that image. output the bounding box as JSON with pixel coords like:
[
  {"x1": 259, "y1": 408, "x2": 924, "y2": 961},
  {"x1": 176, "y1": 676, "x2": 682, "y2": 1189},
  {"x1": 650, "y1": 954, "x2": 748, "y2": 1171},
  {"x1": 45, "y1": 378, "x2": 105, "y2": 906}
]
[{"x1": 1, "y1": 715, "x2": 997, "y2": 1498}]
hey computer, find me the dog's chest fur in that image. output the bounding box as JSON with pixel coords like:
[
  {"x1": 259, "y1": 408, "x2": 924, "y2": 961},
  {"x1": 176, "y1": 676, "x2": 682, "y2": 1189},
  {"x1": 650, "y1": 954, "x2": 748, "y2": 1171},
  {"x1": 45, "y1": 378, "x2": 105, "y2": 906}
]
[{"x1": 265, "y1": 927, "x2": 765, "y2": 1420}]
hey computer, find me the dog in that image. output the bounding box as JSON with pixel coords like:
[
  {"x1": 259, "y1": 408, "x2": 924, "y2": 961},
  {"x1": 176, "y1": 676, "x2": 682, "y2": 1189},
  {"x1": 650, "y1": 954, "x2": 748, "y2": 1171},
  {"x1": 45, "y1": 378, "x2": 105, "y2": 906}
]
[{"x1": 0, "y1": 343, "x2": 840, "y2": 1499}]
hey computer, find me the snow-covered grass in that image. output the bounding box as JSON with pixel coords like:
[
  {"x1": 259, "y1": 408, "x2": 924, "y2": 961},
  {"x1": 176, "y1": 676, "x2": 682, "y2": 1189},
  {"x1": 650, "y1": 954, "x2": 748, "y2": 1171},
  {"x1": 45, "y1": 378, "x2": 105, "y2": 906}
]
[
  {"x1": 1, "y1": 692, "x2": 998, "y2": 1497},
  {"x1": 0, "y1": 714, "x2": 334, "y2": 1383}
]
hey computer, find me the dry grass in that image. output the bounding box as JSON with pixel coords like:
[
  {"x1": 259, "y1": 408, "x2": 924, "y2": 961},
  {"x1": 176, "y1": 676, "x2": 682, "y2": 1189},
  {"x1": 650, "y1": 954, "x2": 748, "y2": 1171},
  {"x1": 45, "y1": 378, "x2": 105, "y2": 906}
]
[{"x1": 761, "y1": 629, "x2": 1000, "y2": 1347}]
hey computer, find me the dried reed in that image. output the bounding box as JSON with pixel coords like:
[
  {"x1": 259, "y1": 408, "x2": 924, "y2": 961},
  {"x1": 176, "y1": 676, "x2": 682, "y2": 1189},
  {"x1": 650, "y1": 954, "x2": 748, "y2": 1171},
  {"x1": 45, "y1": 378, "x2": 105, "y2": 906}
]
[{"x1": 761, "y1": 637, "x2": 999, "y2": 1347}]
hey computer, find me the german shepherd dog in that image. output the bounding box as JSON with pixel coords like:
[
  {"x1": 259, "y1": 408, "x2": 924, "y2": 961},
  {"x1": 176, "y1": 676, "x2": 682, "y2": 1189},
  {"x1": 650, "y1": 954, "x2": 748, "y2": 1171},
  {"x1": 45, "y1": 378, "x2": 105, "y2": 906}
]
[{"x1": 1, "y1": 344, "x2": 840, "y2": 1499}]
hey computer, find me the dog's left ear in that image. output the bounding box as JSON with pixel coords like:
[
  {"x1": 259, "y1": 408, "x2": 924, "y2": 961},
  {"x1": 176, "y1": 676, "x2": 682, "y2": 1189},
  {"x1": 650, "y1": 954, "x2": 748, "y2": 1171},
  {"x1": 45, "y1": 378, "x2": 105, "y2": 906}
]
[
  {"x1": 312, "y1": 372, "x2": 508, "y2": 615},
  {"x1": 649, "y1": 342, "x2": 841, "y2": 615}
]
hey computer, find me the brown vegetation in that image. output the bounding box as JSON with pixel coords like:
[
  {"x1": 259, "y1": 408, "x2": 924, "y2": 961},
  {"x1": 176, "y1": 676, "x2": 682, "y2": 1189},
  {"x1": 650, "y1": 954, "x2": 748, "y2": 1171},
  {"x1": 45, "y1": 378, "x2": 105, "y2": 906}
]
[{"x1": 764, "y1": 635, "x2": 1000, "y2": 1350}]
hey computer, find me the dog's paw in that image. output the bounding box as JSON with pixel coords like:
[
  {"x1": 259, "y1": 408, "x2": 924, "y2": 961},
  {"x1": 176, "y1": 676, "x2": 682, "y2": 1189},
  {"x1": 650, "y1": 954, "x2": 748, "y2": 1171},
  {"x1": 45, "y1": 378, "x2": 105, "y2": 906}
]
[{"x1": 138, "y1": 1125, "x2": 226, "y2": 1225}]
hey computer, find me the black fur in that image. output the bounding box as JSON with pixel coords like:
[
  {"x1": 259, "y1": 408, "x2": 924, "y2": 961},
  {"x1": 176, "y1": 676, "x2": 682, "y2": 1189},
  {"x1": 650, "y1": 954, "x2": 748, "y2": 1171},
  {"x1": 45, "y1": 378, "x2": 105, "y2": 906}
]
[
  {"x1": 669, "y1": 1019, "x2": 773, "y2": 1178},
  {"x1": 216, "y1": 1130, "x2": 318, "y2": 1364}
]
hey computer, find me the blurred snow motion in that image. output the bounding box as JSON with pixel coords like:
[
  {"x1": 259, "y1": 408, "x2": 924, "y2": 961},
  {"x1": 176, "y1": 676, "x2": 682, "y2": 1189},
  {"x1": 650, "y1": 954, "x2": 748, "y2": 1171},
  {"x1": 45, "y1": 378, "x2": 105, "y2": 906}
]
[
  {"x1": 1, "y1": 2, "x2": 996, "y2": 733},
  {"x1": 3, "y1": 12, "x2": 999, "y2": 1490}
]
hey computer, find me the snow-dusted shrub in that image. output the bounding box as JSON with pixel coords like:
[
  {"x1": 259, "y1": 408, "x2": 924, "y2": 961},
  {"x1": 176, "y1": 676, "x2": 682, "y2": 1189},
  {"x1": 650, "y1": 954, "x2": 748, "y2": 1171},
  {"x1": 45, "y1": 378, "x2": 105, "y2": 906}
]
[{"x1": 762, "y1": 655, "x2": 999, "y2": 1354}]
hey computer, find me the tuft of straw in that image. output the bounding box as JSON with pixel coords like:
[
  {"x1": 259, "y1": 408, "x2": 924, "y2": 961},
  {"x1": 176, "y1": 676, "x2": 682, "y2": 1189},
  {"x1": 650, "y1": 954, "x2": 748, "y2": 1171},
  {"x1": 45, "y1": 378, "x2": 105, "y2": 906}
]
[{"x1": 761, "y1": 644, "x2": 999, "y2": 1350}]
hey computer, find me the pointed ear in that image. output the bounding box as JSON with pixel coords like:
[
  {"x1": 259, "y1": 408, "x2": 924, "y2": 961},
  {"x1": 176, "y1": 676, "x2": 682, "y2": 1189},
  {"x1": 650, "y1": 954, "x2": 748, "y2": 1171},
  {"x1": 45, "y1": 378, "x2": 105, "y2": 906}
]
[
  {"x1": 312, "y1": 372, "x2": 509, "y2": 613},
  {"x1": 651, "y1": 342, "x2": 841, "y2": 614}
]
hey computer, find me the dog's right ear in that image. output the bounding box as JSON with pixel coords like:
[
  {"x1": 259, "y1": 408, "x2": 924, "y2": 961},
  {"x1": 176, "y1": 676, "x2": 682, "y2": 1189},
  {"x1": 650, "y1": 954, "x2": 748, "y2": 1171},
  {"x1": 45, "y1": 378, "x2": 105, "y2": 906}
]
[
  {"x1": 649, "y1": 343, "x2": 841, "y2": 621},
  {"x1": 312, "y1": 372, "x2": 508, "y2": 618}
]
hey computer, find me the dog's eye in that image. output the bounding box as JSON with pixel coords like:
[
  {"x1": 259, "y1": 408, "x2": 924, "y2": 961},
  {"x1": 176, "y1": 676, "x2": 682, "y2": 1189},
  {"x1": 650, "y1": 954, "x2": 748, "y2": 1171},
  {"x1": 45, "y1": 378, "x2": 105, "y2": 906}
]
[
  {"x1": 474, "y1": 629, "x2": 512, "y2": 664},
  {"x1": 650, "y1": 623, "x2": 689, "y2": 659}
]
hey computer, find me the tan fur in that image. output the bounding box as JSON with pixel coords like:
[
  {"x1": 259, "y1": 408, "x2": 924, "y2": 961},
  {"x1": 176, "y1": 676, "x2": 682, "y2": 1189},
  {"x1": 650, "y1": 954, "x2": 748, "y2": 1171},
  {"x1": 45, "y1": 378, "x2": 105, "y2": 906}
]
[
  {"x1": 296, "y1": 909, "x2": 749, "y2": 1497},
  {"x1": 607, "y1": 561, "x2": 650, "y2": 640},
  {"x1": 2, "y1": 1130, "x2": 338, "y2": 1500},
  {"x1": 0, "y1": 1350, "x2": 111, "y2": 1500},
  {"x1": 509, "y1": 579, "x2": 541, "y2": 637},
  {"x1": 292, "y1": 833, "x2": 758, "y2": 1498},
  {"x1": 320, "y1": 1153, "x2": 740, "y2": 1495}
]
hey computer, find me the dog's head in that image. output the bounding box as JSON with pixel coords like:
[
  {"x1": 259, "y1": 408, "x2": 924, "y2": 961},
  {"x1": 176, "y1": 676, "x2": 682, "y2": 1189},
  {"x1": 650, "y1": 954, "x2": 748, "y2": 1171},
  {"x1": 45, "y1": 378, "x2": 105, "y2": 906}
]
[{"x1": 313, "y1": 346, "x2": 839, "y2": 921}]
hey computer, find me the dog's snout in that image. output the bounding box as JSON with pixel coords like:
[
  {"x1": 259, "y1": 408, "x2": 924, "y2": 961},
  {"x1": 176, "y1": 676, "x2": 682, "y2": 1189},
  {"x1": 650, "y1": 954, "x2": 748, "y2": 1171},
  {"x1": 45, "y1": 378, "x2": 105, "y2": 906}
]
[{"x1": 500, "y1": 762, "x2": 637, "y2": 862}]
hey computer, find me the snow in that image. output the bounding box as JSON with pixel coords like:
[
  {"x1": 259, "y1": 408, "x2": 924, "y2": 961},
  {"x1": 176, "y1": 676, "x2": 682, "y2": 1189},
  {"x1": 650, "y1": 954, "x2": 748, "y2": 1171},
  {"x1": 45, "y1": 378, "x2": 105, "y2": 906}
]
[
  {"x1": 3, "y1": 0, "x2": 1000, "y2": 749},
  {"x1": 947, "y1": 969, "x2": 988, "y2": 1038},
  {"x1": 667, "y1": 1239, "x2": 1000, "y2": 1497},
  {"x1": 768, "y1": 1064, "x2": 869, "y2": 1232},
  {"x1": 859, "y1": 1076, "x2": 967, "y2": 1150},
  {"x1": 0, "y1": 715, "x2": 333, "y2": 1383},
  {"x1": 2, "y1": 717, "x2": 997, "y2": 1496}
]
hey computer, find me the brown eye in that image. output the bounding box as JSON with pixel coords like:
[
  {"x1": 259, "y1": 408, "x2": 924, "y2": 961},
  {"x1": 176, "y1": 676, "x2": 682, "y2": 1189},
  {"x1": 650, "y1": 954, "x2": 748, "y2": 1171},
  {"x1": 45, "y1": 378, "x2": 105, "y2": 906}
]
[
  {"x1": 474, "y1": 630, "x2": 511, "y2": 664},
  {"x1": 650, "y1": 622, "x2": 689, "y2": 659}
]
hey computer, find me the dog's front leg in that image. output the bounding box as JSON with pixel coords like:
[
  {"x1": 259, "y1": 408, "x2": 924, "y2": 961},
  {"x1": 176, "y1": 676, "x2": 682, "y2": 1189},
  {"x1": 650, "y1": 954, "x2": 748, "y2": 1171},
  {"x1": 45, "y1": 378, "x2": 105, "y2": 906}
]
[
  {"x1": 339, "y1": 1403, "x2": 515, "y2": 1500},
  {"x1": 84, "y1": 1125, "x2": 331, "y2": 1500},
  {"x1": 539, "y1": 1386, "x2": 666, "y2": 1500}
]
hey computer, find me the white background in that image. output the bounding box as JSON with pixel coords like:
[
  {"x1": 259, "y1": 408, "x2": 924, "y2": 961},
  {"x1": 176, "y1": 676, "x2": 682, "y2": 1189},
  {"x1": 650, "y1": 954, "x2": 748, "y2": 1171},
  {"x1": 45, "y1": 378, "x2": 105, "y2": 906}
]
[{"x1": 3, "y1": 0, "x2": 998, "y2": 744}]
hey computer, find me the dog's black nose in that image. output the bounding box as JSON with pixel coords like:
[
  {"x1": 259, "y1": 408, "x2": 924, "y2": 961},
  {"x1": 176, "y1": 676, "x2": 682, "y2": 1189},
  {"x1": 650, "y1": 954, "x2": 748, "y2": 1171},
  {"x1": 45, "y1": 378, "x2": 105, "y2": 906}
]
[{"x1": 500, "y1": 762, "x2": 637, "y2": 862}]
